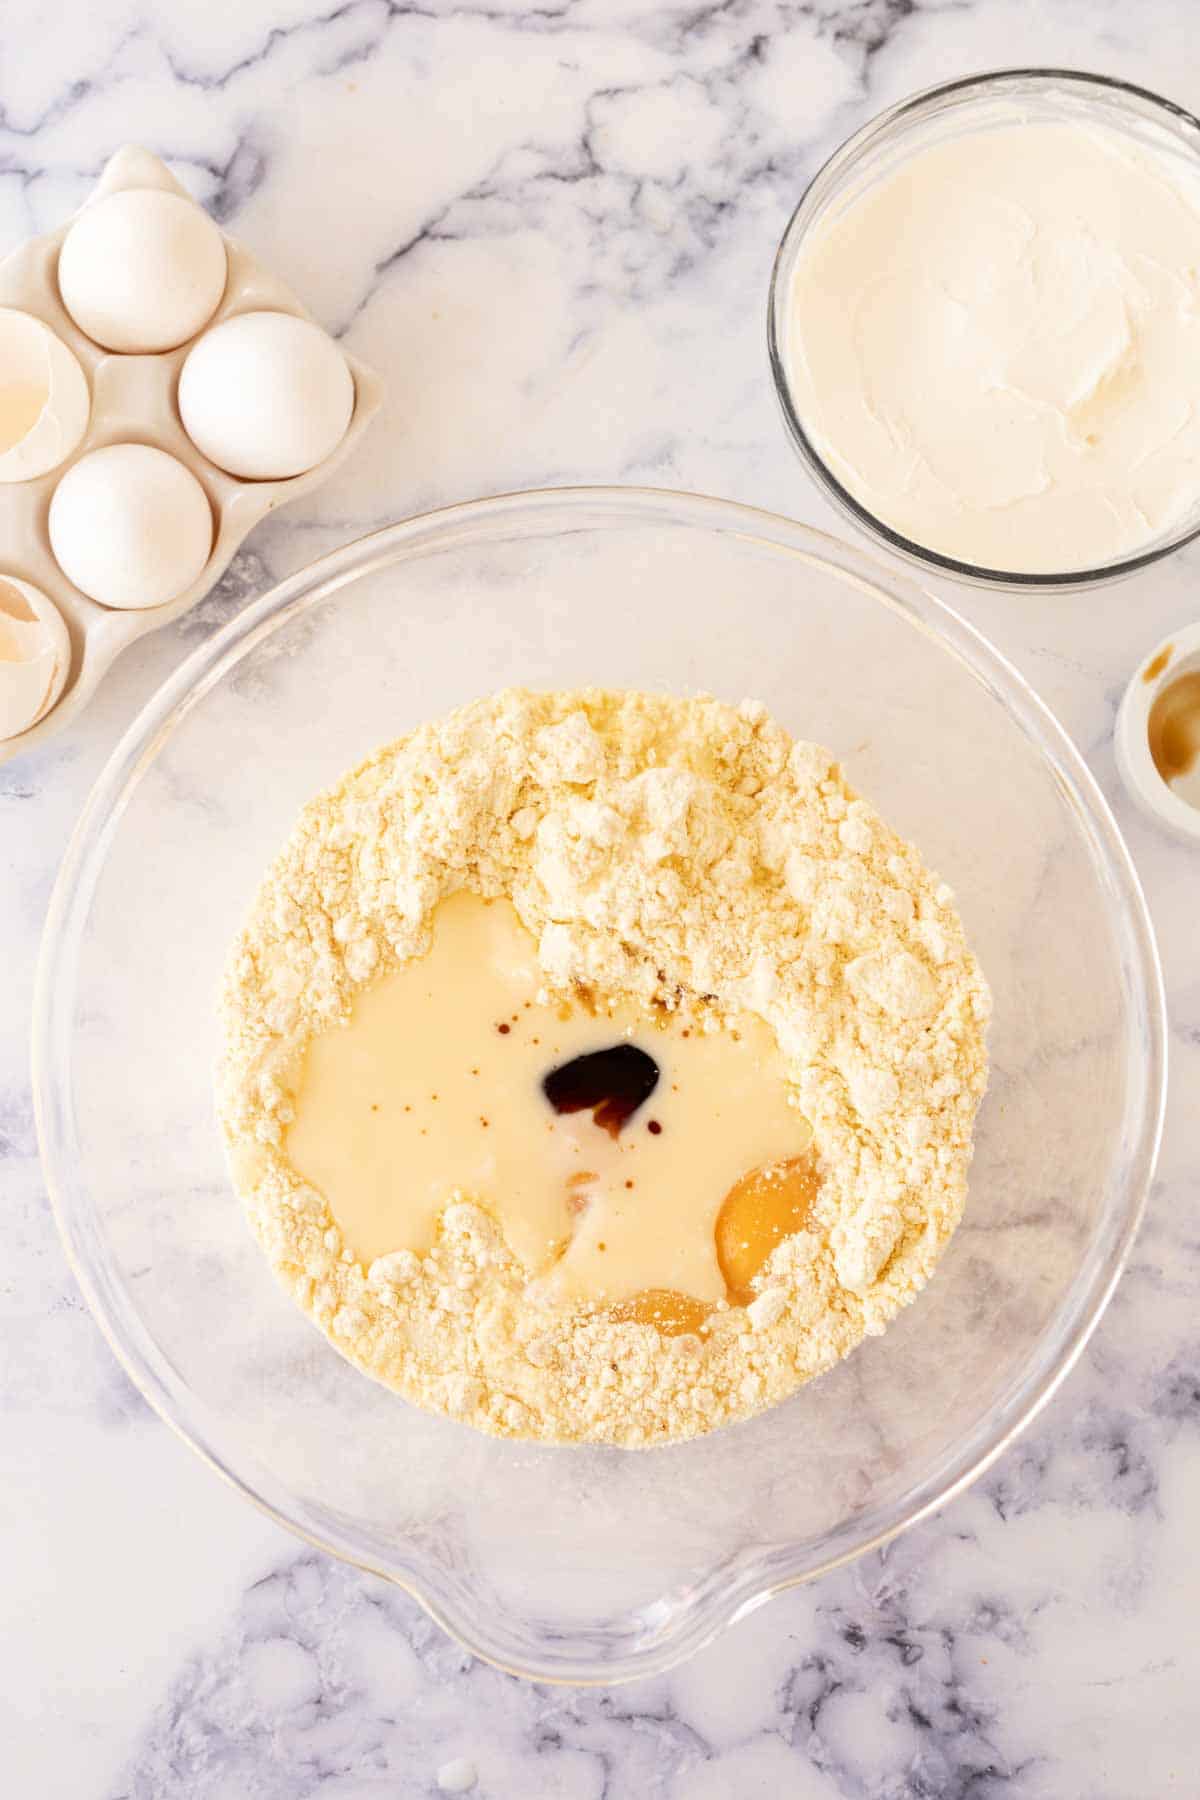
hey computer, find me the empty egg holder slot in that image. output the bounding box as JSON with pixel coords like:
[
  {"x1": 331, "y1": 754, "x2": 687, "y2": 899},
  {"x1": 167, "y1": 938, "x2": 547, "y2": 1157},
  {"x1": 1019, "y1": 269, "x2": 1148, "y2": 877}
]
[{"x1": 0, "y1": 145, "x2": 381, "y2": 764}]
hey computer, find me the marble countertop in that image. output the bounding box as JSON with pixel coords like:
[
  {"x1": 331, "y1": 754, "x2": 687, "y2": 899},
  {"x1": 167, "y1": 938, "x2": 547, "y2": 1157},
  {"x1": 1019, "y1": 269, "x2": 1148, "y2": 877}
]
[{"x1": 3, "y1": 2, "x2": 1197, "y2": 1795}]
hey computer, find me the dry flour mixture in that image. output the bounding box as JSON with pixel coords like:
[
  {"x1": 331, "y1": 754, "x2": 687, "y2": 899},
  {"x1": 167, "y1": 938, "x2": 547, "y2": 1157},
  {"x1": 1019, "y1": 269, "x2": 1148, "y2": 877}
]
[{"x1": 217, "y1": 688, "x2": 990, "y2": 1447}]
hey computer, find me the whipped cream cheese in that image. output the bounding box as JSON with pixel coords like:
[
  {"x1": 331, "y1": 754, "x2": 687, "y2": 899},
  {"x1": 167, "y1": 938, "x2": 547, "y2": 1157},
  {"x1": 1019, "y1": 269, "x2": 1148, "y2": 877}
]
[{"x1": 786, "y1": 120, "x2": 1200, "y2": 573}]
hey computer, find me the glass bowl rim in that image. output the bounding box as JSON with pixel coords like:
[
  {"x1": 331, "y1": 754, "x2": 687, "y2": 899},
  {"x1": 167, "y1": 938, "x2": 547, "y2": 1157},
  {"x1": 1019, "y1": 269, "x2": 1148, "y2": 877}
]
[
  {"x1": 33, "y1": 484, "x2": 1168, "y2": 1683},
  {"x1": 766, "y1": 66, "x2": 1200, "y2": 591}
]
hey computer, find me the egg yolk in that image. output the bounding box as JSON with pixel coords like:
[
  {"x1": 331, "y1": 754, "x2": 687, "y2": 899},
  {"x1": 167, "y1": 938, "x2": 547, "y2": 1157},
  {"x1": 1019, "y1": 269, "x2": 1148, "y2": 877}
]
[
  {"x1": 715, "y1": 1154, "x2": 819, "y2": 1303},
  {"x1": 608, "y1": 1288, "x2": 715, "y2": 1337},
  {"x1": 603, "y1": 1152, "x2": 820, "y2": 1337}
]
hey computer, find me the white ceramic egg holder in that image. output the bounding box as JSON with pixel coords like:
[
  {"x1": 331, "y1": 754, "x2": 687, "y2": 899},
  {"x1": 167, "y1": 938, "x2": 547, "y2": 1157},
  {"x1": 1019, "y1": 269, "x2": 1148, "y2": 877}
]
[{"x1": 0, "y1": 145, "x2": 381, "y2": 765}]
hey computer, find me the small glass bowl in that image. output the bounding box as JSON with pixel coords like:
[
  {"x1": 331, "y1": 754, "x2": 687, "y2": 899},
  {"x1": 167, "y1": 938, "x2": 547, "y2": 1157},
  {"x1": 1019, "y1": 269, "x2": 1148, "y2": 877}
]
[
  {"x1": 34, "y1": 489, "x2": 1166, "y2": 1682},
  {"x1": 768, "y1": 69, "x2": 1200, "y2": 591}
]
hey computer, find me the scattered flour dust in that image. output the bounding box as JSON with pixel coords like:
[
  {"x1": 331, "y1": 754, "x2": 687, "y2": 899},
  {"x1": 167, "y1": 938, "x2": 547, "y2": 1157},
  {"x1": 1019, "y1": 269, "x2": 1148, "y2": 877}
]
[{"x1": 217, "y1": 688, "x2": 990, "y2": 1448}]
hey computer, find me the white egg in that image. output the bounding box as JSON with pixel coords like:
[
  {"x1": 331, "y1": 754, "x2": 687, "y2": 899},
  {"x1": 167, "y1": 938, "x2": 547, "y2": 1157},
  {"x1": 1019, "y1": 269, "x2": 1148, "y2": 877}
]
[
  {"x1": 178, "y1": 310, "x2": 354, "y2": 480},
  {"x1": 0, "y1": 575, "x2": 70, "y2": 741},
  {"x1": 49, "y1": 444, "x2": 213, "y2": 610},
  {"x1": 0, "y1": 308, "x2": 90, "y2": 482},
  {"x1": 58, "y1": 189, "x2": 227, "y2": 354}
]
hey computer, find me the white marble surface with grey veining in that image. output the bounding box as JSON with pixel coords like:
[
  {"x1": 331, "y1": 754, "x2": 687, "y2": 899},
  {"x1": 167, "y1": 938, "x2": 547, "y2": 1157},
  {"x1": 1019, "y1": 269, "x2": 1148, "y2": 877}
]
[{"x1": 3, "y1": 1, "x2": 1198, "y2": 1794}]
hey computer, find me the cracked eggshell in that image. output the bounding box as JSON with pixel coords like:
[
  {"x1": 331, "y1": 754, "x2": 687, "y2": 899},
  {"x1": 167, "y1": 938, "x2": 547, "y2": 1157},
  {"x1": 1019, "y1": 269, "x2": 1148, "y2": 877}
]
[
  {"x1": 48, "y1": 443, "x2": 214, "y2": 610},
  {"x1": 58, "y1": 188, "x2": 227, "y2": 354},
  {"x1": 0, "y1": 575, "x2": 70, "y2": 740},
  {"x1": 0, "y1": 308, "x2": 90, "y2": 482}
]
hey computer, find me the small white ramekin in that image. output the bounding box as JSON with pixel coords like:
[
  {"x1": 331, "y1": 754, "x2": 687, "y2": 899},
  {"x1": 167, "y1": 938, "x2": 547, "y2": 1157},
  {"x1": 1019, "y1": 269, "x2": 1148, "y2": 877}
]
[{"x1": 1116, "y1": 622, "x2": 1200, "y2": 845}]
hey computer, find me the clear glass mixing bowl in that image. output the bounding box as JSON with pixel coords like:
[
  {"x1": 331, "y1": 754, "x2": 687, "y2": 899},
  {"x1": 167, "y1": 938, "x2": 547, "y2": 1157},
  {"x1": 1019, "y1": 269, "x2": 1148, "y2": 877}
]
[{"x1": 34, "y1": 489, "x2": 1166, "y2": 1683}]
